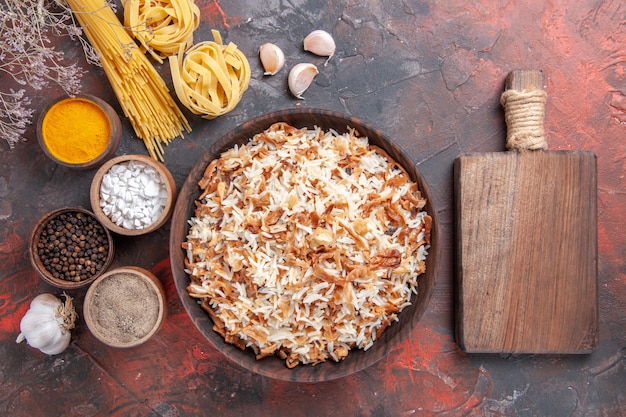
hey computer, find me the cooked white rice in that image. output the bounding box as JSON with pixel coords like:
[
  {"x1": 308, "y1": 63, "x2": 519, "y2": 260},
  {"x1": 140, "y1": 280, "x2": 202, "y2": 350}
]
[{"x1": 183, "y1": 122, "x2": 431, "y2": 368}]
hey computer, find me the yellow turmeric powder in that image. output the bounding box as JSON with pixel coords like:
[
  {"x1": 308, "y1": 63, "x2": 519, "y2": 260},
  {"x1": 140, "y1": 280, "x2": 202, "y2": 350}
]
[{"x1": 42, "y1": 98, "x2": 111, "y2": 164}]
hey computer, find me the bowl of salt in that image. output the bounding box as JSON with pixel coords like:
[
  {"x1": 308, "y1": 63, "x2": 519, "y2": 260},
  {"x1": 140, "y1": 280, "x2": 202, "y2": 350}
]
[{"x1": 90, "y1": 154, "x2": 176, "y2": 236}]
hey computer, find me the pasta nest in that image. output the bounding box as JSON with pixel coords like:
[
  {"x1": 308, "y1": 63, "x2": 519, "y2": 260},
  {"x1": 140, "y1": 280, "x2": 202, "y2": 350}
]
[
  {"x1": 169, "y1": 30, "x2": 251, "y2": 119},
  {"x1": 124, "y1": 0, "x2": 200, "y2": 62}
]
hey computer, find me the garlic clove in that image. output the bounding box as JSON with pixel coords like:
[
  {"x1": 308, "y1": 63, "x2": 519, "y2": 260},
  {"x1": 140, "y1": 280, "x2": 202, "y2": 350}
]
[
  {"x1": 303, "y1": 30, "x2": 336, "y2": 59},
  {"x1": 28, "y1": 293, "x2": 63, "y2": 313},
  {"x1": 18, "y1": 307, "x2": 70, "y2": 354},
  {"x1": 288, "y1": 63, "x2": 319, "y2": 99},
  {"x1": 40, "y1": 337, "x2": 70, "y2": 355},
  {"x1": 16, "y1": 293, "x2": 76, "y2": 355},
  {"x1": 259, "y1": 43, "x2": 285, "y2": 76}
]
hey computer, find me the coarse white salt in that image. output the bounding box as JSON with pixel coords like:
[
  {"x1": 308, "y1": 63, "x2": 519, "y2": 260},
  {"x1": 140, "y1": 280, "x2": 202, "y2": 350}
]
[{"x1": 100, "y1": 161, "x2": 167, "y2": 230}]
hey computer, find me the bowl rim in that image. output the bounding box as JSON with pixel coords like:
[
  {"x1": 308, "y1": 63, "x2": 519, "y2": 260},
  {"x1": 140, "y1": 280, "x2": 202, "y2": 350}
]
[
  {"x1": 90, "y1": 154, "x2": 177, "y2": 236},
  {"x1": 83, "y1": 266, "x2": 167, "y2": 348},
  {"x1": 169, "y1": 107, "x2": 439, "y2": 382},
  {"x1": 36, "y1": 94, "x2": 122, "y2": 170},
  {"x1": 29, "y1": 206, "x2": 115, "y2": 289}
]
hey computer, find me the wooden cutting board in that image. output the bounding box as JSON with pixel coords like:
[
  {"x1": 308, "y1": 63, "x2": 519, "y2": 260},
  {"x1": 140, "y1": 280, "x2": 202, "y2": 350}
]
[{"x1": 454, "y1": 70, "x2": 598, "y2": 353}]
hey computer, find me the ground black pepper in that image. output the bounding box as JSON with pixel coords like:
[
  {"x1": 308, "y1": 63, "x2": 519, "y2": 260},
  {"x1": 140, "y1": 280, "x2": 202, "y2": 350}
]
[{"x1": 37, "y1": 211, "x2": 110, "y2": 282}]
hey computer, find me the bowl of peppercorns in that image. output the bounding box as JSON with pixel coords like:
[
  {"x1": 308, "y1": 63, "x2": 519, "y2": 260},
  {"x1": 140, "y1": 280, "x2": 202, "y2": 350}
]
[{"x1": 30, "y1": 207, "x2": 115, "y2": 289}]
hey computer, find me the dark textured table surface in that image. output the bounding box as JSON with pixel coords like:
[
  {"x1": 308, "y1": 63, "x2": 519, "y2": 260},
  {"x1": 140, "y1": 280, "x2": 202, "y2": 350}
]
[{"x1": 1, "y1": 0, "x2": 624, "y2": 415}]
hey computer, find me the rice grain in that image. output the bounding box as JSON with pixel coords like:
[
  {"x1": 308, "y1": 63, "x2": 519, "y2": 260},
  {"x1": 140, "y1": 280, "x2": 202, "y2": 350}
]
[{"x1": 183, "y1": 122, "x2": 431, "y2": 368}]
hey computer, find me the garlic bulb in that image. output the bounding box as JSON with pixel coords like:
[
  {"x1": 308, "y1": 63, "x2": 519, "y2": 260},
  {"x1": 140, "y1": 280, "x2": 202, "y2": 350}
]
[
  {"x1": 288, "y1": 63, "x2": 319, "y2": 99},
  {"x1": 16, "y1": 293, "x2": 77, "y2": 355},
  {"x1": 259, "y1": 43, "x2": 285, "y2": 76},
  {"x1": 303, "y1": 30, "x2": 336, "y2": 60}
]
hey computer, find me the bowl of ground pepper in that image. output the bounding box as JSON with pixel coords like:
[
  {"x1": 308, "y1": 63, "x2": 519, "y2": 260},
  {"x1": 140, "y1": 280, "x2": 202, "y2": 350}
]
[
  {"x1": 36, "y1": 95, "x2": 122, "y2": 170},
  {"x1": 83, "y1": 266, "x2": 166, "y2": 348},
  {"x1": 30, "y1": 207, "x2": 115, "y2": 289}
]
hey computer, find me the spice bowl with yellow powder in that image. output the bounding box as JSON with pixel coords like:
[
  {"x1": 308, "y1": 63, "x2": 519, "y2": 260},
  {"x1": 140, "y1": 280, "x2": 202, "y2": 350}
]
[{"x1": 37, "y1": 95, "x2": 122, "y2": 169}]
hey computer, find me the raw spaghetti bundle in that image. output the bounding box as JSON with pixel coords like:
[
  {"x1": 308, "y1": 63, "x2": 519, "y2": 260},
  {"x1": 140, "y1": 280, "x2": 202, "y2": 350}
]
[
  {"x1": 169, "y1": 30, "x2": 251, "y2": 119},
  {"x1": 65, "y1": 0, "x2": 191, "y2": 161},
  {"x1": 123, "y1": 0, "x2": 200, "y2": 63}
]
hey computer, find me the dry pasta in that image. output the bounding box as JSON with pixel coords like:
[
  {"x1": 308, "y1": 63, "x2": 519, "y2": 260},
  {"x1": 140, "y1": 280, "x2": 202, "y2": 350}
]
[
  {"x1": 169, "y1": 30, "x2": 251, "y2": 119},
  {"x1": 123, "y1": 0, "x2": 200, "y2": 63},
  {"x1": 66, "y1": 0, "x2": 191, "y2": 161}
]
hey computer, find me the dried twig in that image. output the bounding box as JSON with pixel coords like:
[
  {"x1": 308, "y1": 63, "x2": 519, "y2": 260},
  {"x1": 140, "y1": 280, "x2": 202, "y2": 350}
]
[{"x1": 0, "y1": 0, "x2": 96, "y2": 148}]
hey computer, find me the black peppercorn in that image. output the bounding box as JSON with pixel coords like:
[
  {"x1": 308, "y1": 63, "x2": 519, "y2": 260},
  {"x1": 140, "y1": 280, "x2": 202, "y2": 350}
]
[{"x1": 36, "y1": 210, "x2": 110, "y2": 282}]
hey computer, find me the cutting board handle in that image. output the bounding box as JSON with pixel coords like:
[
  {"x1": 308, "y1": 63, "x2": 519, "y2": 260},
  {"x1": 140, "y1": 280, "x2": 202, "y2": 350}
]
[{"x1": 500, "y1": 69, "x2": 548, "y2": 151}]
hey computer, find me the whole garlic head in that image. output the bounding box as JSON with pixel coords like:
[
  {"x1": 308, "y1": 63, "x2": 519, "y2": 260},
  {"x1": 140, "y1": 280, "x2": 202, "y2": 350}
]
[
  {"x1": 303, "y1": 30, "x2": 336, "y2": 59},
  {"x1": 288, "y1": 63, "x2": 319, "y2": 99},
  {"x1": 16, "y1": 293, "x2": 77, "y2": 355},
  {"x1": 259, "y1": 43, "x2": 285, "y2": 76}
]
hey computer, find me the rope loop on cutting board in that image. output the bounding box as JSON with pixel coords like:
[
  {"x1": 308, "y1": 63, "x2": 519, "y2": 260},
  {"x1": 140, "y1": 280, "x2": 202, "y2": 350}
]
[{"x1": 500, "y1": 87, "x2": 548, "y2": 151}]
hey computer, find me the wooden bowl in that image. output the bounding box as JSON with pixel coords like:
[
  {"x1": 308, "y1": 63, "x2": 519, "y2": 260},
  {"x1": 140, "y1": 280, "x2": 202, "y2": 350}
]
[
  {"x1": 30, "y1": 207, "x2": 115, "y2": 290},
  {"x1": 36, "y1": 95, "x2": 122, "y2": 170},
  {"x1": 83, "y1": 266, "x2": 167, "y2": 348},
  {"x1": 90, "y1": 154, "x2": 177, "y2": 236},
  {"x1": 169, "y1": 108, "x2": 439, "y2": 382}
]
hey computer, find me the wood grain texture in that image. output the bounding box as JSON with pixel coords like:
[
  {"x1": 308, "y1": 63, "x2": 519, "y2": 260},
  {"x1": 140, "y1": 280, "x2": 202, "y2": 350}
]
[
  {"x1": 455, "y1": 150, "x2": 598, "y2": 353},
  {"x1": 505, "y1": 69, "x2": 544, "y2": 91}
]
